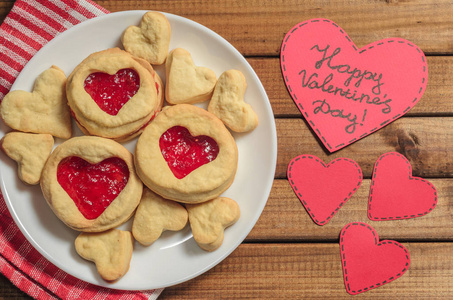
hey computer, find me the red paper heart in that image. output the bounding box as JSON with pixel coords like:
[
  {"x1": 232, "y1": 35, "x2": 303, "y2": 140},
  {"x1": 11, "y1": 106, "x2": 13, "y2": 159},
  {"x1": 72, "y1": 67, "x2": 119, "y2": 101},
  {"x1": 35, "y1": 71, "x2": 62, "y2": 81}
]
[
  {"x1": 84, "y1": 68, "x2": 140, "y2": 115},
  {"x1": 281, "y1": 19, "x2": 427, "y2": 152},
  {"x1": 159, "y1": 126, "x2": 219, "y2": 179},
  {"x1": 57, "y1": 156, "x2": 130, "y2": 220},
  {"x1": 368, "y1": 152, "x2": 437, "y2": 220},
  {"x1": 340, "y1": 222, "x2": 410, "y2": 295},
  {"x1": 287, "y1": 155, "x2": 362, "y2": 225}
]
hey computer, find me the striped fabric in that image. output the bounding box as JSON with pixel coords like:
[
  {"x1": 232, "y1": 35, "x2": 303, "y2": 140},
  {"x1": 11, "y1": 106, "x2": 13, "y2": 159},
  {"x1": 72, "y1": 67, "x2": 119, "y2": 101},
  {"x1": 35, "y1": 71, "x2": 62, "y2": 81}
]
[
  {"x1": 0, "y1": 1, "x2": 163, "y2": 299},
  {"x1": 0, "y1": 0, "x2": 109, "y2": 99}
]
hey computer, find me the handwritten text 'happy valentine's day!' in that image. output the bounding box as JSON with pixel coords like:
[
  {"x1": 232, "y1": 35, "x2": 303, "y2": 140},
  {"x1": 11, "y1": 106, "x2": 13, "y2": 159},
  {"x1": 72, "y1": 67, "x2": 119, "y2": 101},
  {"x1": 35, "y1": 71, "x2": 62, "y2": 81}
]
[{"x1": 299, "y1": 45, "x2": 392, "y2": 134}]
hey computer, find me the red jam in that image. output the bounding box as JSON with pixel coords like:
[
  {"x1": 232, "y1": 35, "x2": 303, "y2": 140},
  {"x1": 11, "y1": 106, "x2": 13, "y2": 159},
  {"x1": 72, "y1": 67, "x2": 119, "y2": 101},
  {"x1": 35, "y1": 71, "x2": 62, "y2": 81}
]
[
  {"x1": 154, "y1": 73, "x2": 159, "y2": 94},
  {"x1": 57, "y1": 156, "x2": 130, "y2": 220},
  {"x1": 84, "y1": 68, "x2": 140, "y2": 116},
  {"x1": 159, "y1": 126, "x2": 219, "y2": 179}
]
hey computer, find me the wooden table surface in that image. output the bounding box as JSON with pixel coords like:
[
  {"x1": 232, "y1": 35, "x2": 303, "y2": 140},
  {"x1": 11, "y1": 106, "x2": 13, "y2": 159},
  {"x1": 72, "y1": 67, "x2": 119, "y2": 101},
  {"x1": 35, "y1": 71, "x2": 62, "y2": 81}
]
[{"x1": 1, "y1": 0, "x2": 453, "y2": 299}]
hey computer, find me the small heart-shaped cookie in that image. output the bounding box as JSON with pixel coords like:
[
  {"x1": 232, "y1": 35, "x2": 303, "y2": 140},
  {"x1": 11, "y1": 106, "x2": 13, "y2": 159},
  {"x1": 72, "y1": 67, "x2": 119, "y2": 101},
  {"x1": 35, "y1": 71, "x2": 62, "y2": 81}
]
[
  {"x1": 75, "y1": 229, "x2": 134, "y2": 282},
  {"x1": 0, "y1": 66, "x2": 72, "y2": 139},
  {"x1": 132, "y1": 188, "x2": 188, "y2": 246},
  {"x1": 122, "y1": 11, "x2": 171, "y2": 65},
  {"x1": 165, "y1": 48, "x2": 217, "y2": 104},
  {"x1": 208, "y1": 70, "x2": 258, "y2": 132},
  {"x1": 1, "y1": 132, "x2": 54, "y2": 185},
  {"x1": 186, "y1": 197, "x2": 240, "y2": 251}
]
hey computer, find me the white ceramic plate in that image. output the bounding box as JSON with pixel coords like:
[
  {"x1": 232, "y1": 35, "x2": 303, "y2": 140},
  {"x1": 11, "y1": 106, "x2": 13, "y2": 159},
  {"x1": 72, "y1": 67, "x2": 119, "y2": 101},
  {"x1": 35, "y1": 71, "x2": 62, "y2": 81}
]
[{"x1": 0, "y1": 11, "x2": 277, "y2": 290}]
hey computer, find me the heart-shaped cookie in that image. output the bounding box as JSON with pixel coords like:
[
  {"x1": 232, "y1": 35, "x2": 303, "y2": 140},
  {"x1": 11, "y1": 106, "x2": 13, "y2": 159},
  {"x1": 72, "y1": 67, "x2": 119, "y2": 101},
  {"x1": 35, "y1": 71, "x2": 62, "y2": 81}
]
[
  {"x1": 160, "y1": 125, "x2": 219, "y2": 179},
  {"x1": 57, "y1": 156, "x2": 130, "y2": 220},
  {"x1": 67, "y1": 48, "x2": 161, "y2": 141},
  {"x1": 340, "y1": 222, "x2": 410, "y2": 295},
  {"x1": 135, "y1": 104, "x2": 238, "y2": 204},
  {"x1": 122, "y1": 11, "x2": 171, "y2": 65},
  {"x1": 84, "y1": 68, "x2": 140, "y2": 116},
  {"x1": 186, "y1": 197, "x2": 240, "y2": 251},
  {"x1": 165, "y1": 48, "x2": 217, "y2": 104},
  {"x1": 287, "y1": 155, "x2": 362, "y2": 225},
  {"x1": 41, "y1": 136, "x2": 143, "y2": 232},
  {"x1": 0, "y1": 65, "x2": 72, "y2": 139},
  {"x1": 75, "y1": 229, "x2": 134, "y2": 282},
  {"x1": 208, "y1": 70, "x2": 258, "y2": 132},
  {"x1": 281, "y1": 19, "x2": 427, "y2": 152},
  {"x1": 132, "y1": 188, "x2": 188, "y2": 246},
  {"x1": 1, "y1": 132, "x2": 54, "y2": 185},
  {"x1": 368, "y1": 152, "x2": 437, "y2": 220}
]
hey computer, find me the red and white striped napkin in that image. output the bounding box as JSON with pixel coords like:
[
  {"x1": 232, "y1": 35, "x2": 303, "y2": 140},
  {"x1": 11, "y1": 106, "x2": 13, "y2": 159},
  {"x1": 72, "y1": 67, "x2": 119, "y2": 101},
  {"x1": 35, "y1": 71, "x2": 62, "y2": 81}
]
[{"x1": 0, "y1": 0, "x2": 163, "y2": 299}]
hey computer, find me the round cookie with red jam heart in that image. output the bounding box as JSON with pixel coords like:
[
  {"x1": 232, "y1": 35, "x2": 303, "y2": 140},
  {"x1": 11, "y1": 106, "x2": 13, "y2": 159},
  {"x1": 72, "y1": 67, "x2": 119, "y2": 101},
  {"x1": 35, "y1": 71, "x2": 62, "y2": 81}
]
[
  {"x1": 66, "y1": 48, "x2": 163, "y2": 142},
  {"x1": 40, "y1": 136, "x2": 143, "y2": 232},
  {"x1": 135, "y1": 104, "x2": 238, "y2": 204}
]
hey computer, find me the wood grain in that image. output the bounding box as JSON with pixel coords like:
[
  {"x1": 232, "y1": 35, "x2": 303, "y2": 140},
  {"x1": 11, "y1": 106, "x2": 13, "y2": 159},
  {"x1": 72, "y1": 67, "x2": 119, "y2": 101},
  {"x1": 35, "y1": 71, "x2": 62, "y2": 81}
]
[
  {"x1": 0, "y1": 1, "x2": 14, "y2": 22},
  {"x1": 248, "y1": 179, "x2": 453, "y2": 242},
  {"x1": 161, "y1": 242, "x2": 453, "y2": 299},
  {"x1": 1, "y1": 0, "x2": 453, "y2": 299},
  {"x1": 93, "y1": 0, "x2": 453, "y2": 56},
  {"x1": 276, "y1": 117, "x2": 453, "y2": 179},
  {"x1": 0, "y1": 275, "x2": 31, "y2": 299}
]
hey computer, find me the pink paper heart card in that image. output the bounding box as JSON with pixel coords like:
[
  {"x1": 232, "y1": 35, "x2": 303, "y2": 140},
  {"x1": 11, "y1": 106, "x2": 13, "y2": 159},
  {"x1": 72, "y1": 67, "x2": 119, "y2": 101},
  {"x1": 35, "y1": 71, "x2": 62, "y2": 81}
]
[
  {"x1": 340, "y1": 222, "x2": 410, "y2": 295},
  {"x1": 368, "y1": 152, "x2": 437, "y2": 221},
  {"x1": 287, "y1": 155, "x2": 362, "y2": 225},
  {"x1": 281, "y1": 19, "x2": 427, "y2": 152}
]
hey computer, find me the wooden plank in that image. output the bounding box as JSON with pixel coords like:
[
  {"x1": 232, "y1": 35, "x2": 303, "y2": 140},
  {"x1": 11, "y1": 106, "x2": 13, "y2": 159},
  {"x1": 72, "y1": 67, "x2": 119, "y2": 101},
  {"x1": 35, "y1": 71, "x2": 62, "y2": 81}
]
[
  {"x1": 0, "y1": 1, "x2": 14, "y2": 22},
  {"x1": 275, "y1": 117, "x2": 453, "y2": 178},
  {"x1": 161, "y1": 242, "x2": 453, "y2": 299},
  {"x1": 249, "y1": 56, "x2": 453, "y2": 117},
  {"x1": 0, "y1": 275, "x2": 30, "y2": 299},
  {"x1": 247, "y1": 179, "x2": 453, "y2": 242},
  {"x1": 94, "y1": 0, "x2": 453, "y2": 55}
]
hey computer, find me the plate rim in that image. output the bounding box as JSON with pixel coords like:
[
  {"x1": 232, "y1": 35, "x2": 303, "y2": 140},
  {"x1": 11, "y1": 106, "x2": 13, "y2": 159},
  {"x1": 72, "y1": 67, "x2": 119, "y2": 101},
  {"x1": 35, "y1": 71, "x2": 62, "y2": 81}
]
[{"x1": 0, "y1": 10, "x2": 278, "y2": 290}]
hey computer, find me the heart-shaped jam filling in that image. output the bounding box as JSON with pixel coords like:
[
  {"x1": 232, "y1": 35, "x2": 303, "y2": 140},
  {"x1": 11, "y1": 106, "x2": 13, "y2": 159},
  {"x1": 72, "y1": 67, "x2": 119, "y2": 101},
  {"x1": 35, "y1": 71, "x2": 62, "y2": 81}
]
[
  {"x1": 84, "y1": 68, "x2": 140, "y2": 116},
  {"x1": 57, "y1": 156, "x2": 130, "y2": 220},
  {"x1": 159, "y1": 126, "x2": 219, "y2": 179}
]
